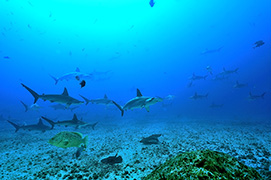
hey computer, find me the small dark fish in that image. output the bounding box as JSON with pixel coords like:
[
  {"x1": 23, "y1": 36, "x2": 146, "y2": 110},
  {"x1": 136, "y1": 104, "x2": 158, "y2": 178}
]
[
  {"x1": 253, "y1": 40, "x2": 264, "y2": 49},
  {"x1": 75, "y1": 145, "x2": 85, "y2": 159},
  {"x1": 101, "y1": 154, "x2": 123, "y2": 165},
  {"x1": 75, "y1": 76, "x2": 80, "y2": 81},
  {"x1": 149, "y1": 0, "x2": 155, "y2": 7},
  {"x1": 140, "y1": 134, "x2": 161, "y2": 145},
  {"x1": 3, "y1": 56, "x2": 10, "y2": 59},
  {"x1": 27, "y1": 24, "x2": 31, "y2": 29},
  {"x1": 80, "y1": 80, "x2": 86, "y2": 88}
]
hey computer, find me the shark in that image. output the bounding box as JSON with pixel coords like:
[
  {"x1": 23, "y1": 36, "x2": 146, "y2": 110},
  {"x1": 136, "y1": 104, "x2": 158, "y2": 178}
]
[
  {"x1": 20, "y1": 101, "x2": 41, "y2": 112},
  {"x1": 189, "y1": 73, "x2": 208, "y2": 81},
  {"x1": 190, "y1": 92, "x2": 208, "y2": 100},
  {"x1": 233, "y1": 81, "x2": 247, "y2": 88},
  {"x1": 80, "y1": 94, "x2": 113, "y2": 105},
  {"x1": 41, "y1": 114, "x2": 88, "y2": 129},
  {"x1": 50, "y1": 68, "x2": 93, "y2": 85},
  {"x1": 219, "y1": 67, "x2": 239, "y2": 76},
  {"x1": 200, "y1": 46, "x2": 223, "y2": 55},
  {"x1": 7, "y1": 118, "x2": 53, "y2": 132},
  {"x1": 21, "y1": 83, "x2": 84, "y2": 107},
  {"x1": 112, "y1": 89, "x2": 163, "y2": 116},
  {"x1": 209, "y1": 102, "x2": 224, "y2": 108},
  {"x1": 50, "y1": 104, "x2": 80, "y2": 111},
  {"x1": 80, "y1": 122, "x2": 98, "y2": 130},
  {"x1": 248, "y1": 92, "x2": 266, "y2": 100}
]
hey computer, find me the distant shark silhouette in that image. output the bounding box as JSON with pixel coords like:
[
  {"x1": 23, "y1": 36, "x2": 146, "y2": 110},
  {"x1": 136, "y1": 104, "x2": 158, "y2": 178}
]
[
  {"x1": 7, "y1": 119, "x2": 52, "y2": 132},
  {"x1": 21, "y1": 83, "x2": 84, "y2": 107}
]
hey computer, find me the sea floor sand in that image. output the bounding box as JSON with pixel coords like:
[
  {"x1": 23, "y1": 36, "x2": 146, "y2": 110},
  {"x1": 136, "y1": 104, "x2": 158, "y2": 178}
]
[{"x1": 0, "y1": 118, "x2": 270, "y2": 179}]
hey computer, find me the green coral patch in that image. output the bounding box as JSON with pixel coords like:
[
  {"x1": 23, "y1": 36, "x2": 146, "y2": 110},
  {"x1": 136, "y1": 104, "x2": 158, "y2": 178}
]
[{"x1": 144, "y1": 149, "x2": 262, "y2": 180}]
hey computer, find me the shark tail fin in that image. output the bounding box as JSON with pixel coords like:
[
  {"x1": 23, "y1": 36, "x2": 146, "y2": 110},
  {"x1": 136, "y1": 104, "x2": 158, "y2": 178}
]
[
  {"x1": 79, "y1": 95, "x2": 90, "y2": 105},
  {"x1": 21, "y1": 84, "x2": 40, "y2": 104},
  {"x1": 112, "y1": 101, "x2": 124, "y2": 116},
  {"x1": 204, "y1": 75, "x2": 208, "y2": 80},
  {"x1": 49, "y1": 74, "x2": 59, "y2": 85},
  {"x1": 261, "y1": 92, "x2": 266, "y2": 99},
  {"x1": 7, "y1": 120, "x2": 21, "y2": 132},
  {"x1": 41, "y1": 116, "x2": 55, "y2": 129},
  {"x1": 91, "y1": 122, "x2": 98, "y2": 130},
  {"x1": 20, "y1": 101, "x2": 28, "y2": 112},
  {"x1": 235, "y1": 68, "x2": 239, "y2": 73}
]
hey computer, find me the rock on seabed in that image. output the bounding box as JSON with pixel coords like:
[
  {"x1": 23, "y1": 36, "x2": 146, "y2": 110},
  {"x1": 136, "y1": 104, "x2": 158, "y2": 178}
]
[{"x1": 144, "y1": 149, "x2": 262, "y2": 180}]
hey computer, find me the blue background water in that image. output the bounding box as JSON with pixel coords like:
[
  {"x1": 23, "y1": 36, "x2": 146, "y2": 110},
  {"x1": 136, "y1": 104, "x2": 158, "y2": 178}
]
[{"x1": 0, "y1": 0, "x2": 270, "y2": 126}]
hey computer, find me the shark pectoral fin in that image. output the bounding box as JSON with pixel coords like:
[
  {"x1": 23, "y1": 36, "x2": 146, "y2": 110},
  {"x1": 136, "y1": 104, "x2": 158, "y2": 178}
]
[{"x1": 145, "y1": 106, "x2": 150, "y2": 112}]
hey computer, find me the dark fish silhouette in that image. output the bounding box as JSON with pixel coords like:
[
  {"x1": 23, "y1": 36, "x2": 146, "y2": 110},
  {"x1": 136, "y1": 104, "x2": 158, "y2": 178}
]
[
  {"x1": 80, "y1": 80, "x2": 86, "y2": 88},
  {"x1": 3, "y1": 56, "x2": 10, "y2": 59},
  {"x1": 253, "y1": 40, "x2": 264, "y2": 49},
  {"x1": 101, "y1": 154, "x2": 123, "y2": 165},
  {"x1": 149, "y1": 0, "x2": 155, "y2": 7},
  {"x1": 140, "y1": 134, "x2": 161, "y2": 145}
]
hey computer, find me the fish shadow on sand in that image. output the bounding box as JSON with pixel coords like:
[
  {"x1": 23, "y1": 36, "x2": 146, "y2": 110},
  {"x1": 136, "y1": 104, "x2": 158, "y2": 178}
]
[{"x1": 140, "y1": 134, "x2": 162, "y2": 145}]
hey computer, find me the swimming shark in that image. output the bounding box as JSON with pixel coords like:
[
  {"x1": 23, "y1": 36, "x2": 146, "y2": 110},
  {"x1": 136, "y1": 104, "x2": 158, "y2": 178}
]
[
  {"x1": 200, "y1": 46, "x2": 223, "y2": 55},
  {"x1": 209, "y1": 102, "x2": 224, "y2": 108},
  {"x1": 233, "y1": 81, "x2": 247, "y2": 88},
  {"x1": 80, "y1": 122, "x2": 98, "y2": 130},
  {"x1": 219, "y1": 67, "x2": 239, "y2": 76},
  {"x1": 189, "y1": 73, "x2": 208, "y2": 81},
  {"x1": 7, "y1": 118, "x2": 53, "y2": 132},
  {"x1": 50, "y1": 104, "x2": 80, "y2": 111},
  {"x1": 112, "y1": 89, "x2": 163, "y2": 116},
  {"x1": 80, "y1": 94, "x2": 113, "y2": 105},
  {"x1": 41, "y1": 114, "x2": 88, "y2": 129},
  {"x1": 20, "y1": 101, "x2": 41, "y2": 112},
  {"x1": 21, "y1": 83, "x2": 84, "y2": 107},
  {"x1": 190, "y1": 92, "x2": 208, "y2": 100},
  {"x1": 248, "y1": 92, "x2": 266, "y2": 100},
  {"x1": 50, "y1": 68, "x2": 93, "y2": 85}
]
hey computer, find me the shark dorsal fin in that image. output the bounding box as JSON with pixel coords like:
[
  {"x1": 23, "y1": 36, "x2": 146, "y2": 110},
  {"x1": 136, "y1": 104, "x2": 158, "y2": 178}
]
[
  {"x1": 38, "y1": 118, "x2": 44, "y2": 125},
  {"x1": 62, "y1": 88, "x2": 69, "y2": 96},
  {"x1": 137, "y1": 89, "x2": 143, "y2": 97},
  {"x1": 72, "y1": 114, "x2": 78, "y2": 121},
  {"x1": 76, "y1": 67, "x2": 80, "y2": 72},
  {"x1": 104, "y1": 94, "x2": 108, "y2": 99}
]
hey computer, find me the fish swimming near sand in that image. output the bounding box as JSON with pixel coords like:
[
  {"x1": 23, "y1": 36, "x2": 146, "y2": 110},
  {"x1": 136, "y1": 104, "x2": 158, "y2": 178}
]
[
  {"x1": 140, "y1": 134, "x2": 161, "y2": 145},
  {"x1": 21, "y1": 83, "x2": 84, "y2": 107},
  {"x1": 7, "y1": 118, "x2": 53, "y2": 132},
  {"x1": 101, "y1": 154, "x2": 123, "y2": 165},
  {"x1": 49, "y1": 131, "x2": 88, "y2": 148},
  {"x1": 112, "y1": 89, "x2": 163, "y2": 116}
]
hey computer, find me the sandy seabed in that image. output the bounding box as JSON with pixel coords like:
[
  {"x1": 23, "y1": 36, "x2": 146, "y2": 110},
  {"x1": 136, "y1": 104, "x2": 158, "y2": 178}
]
[{"x1": 0, "y1": 118, "x2": 270, "y2": 180}]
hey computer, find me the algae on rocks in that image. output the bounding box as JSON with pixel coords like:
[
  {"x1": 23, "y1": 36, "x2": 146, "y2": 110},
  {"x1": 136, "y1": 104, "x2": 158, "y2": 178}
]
[{"x1": 144, "y1": 149, "x2": 262, "y2": 180}]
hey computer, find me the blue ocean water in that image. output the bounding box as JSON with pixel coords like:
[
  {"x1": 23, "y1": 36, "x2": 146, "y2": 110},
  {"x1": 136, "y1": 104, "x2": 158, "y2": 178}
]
[{"x1": 0, "y1": 0, "x2": 270, "y2": 179}]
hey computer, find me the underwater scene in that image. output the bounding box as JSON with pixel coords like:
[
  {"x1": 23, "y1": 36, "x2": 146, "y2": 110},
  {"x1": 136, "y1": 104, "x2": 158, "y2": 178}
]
[{"x1": 0, "y1": 0, "x2": 270, "y2": 179}]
